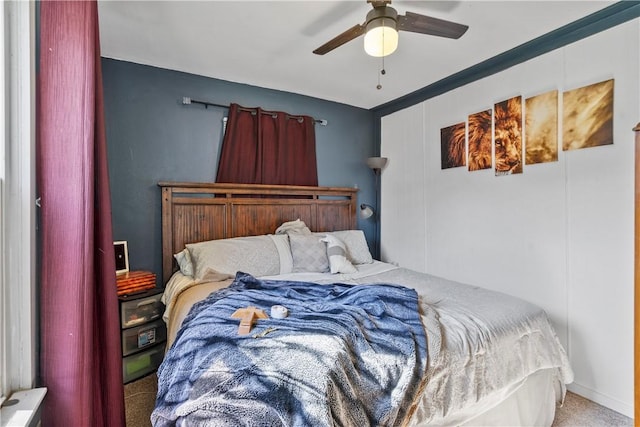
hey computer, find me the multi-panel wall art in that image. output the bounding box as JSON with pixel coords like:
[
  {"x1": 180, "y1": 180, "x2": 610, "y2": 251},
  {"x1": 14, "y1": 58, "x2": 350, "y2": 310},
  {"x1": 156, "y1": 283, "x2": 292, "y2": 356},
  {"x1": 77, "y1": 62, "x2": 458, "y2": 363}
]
[
  {"x1": 440, "y1": 122, "x2": 466, "y2": 169},
  {"x1": 525, "y1": 90, "x2": 558, "y2": 165},
  {"x1": 439, "y1": 78, "x2": 614, "y2": 174},
  {"x1": 494, "y1": 96, "x2": 523, "y2": 176},
  {"x1": 468, "y1": 109, "x2": 492, "y2": 171},
  {"x1": 562, "y1": 79, "x2": 614, "y2": 151}
]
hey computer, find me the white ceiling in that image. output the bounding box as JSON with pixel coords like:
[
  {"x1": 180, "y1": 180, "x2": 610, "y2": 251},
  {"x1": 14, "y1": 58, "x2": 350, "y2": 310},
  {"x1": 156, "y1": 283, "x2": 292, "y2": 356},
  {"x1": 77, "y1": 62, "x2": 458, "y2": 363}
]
[{"x1": 98, "y1": 1, "x2": 615, "y2": 110}]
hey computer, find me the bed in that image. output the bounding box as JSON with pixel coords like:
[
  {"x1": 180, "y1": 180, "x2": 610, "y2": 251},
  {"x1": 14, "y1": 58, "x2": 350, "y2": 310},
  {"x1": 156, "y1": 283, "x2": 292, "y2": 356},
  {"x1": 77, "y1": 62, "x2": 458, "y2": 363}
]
[{"x1": 152, "y1": 182, "x2": 573, "y2": 426}]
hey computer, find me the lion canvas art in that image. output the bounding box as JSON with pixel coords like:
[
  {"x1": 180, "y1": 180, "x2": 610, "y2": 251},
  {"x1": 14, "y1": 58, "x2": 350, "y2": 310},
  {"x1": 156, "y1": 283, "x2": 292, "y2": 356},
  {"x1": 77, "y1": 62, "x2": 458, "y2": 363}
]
[
  {"x1": 562, "y1": 79, "x2": 613, "y2": 151},
  {"x1": 525, "y1": 90, "x2": 558, "y2": 164},
  {"x1": 467, "y1": 109, "x2": 492, "y2": 171},
  {"x1": 494, "y1": 96, "x2": 523, "y2": 176},
  {"x1": 440, "y1": 122, "x2": 466, "y2": 169}
]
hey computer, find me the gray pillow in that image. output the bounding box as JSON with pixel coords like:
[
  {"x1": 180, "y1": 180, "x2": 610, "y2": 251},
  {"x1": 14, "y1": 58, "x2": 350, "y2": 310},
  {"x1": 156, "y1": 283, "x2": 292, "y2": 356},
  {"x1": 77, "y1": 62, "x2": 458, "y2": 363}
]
[{"x1": 289, "y1": 234, "x2": 329, "y2": 273}]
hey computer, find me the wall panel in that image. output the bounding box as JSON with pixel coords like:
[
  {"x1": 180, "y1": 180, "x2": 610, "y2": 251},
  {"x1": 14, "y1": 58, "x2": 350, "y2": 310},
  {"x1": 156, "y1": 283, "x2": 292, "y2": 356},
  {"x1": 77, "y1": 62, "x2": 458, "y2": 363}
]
[
  {"x1": 381, "y1": 20, "x2": 639, "y2": 416},
  {"x1": 380, "y1": 103, "x2": 426, "y2": 272}
]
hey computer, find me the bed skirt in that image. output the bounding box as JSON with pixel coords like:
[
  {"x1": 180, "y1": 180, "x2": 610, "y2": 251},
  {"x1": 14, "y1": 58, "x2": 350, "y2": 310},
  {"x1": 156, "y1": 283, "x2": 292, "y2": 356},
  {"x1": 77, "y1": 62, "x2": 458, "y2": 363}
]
[{"x1": 458, "y1": 368, "x2": 561, "y2": 427}]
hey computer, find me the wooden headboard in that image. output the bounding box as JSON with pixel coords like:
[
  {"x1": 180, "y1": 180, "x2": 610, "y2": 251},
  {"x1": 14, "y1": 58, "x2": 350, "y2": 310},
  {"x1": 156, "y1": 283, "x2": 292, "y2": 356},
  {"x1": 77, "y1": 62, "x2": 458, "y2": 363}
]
[{"x1": 158, "y1": 182, "x2": 359, "y2": 283}]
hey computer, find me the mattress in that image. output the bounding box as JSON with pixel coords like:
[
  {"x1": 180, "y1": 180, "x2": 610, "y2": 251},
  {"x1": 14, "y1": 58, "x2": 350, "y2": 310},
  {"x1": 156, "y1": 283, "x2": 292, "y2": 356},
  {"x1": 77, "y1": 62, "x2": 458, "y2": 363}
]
[{"x1": 159, "y1": 261, "x2": 573, "y2": 426}]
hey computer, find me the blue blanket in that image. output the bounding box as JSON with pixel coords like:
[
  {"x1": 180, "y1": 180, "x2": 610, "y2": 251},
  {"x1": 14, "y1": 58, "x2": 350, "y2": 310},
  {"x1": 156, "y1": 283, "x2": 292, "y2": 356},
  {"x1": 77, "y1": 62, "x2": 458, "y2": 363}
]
[{"x1": 152, "y1": 272, "x2": 427, "y2": 426}]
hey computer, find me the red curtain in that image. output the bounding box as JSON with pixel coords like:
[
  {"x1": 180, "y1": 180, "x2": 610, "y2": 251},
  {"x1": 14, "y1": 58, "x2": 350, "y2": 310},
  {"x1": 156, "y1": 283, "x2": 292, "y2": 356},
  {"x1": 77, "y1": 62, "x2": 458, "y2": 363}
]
[
  {"x1": 216, "y1": 104, "x2": 318, "y2": 185},
  {"x1": 38, "y1": 1, "x2": 125, "y2": 426}
]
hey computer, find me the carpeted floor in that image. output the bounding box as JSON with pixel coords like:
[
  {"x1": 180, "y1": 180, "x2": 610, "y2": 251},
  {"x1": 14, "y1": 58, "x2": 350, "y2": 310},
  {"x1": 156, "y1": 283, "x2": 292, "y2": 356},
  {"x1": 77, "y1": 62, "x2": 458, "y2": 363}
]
[
  {"x1": 124, "y1": 373, "x2": 633, "y2": 427},
  {"x1": 124, "y1": 373, "x2": 157, "y2": 427},
  {"x1": 552, "y1": 392, "x2": 632, "y2": 427}
]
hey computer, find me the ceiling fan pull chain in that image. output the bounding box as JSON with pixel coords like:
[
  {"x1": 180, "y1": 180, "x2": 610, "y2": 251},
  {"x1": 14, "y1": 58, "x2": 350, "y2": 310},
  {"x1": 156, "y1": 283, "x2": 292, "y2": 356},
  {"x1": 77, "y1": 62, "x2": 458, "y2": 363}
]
[
  {"x1": 376, "y1": 26, "x2": 386, "y2": 90},
  {"x1": 377, "y1": 54, "x2": 386, "y2": 90}
]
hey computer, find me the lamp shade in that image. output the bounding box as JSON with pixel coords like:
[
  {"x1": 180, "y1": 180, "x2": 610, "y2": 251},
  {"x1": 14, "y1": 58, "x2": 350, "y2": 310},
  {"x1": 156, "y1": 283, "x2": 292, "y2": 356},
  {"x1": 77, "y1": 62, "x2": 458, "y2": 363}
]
[
  {"x1": 364, "y1": 18, "x2": 398, "y2": 57},
  {"x1": 366, "y1": 156, "x2": 388, "y2": 171},
  {"x1": 360, "y1": 204, "x2": 374, "y2": 219}
]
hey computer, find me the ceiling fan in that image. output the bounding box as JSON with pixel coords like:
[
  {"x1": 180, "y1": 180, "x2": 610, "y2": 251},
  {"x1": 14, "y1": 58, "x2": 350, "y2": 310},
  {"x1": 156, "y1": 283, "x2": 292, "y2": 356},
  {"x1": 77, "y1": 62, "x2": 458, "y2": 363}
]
[{"x1": 313, "y1": 0, "x2": 469, "y2": 57}]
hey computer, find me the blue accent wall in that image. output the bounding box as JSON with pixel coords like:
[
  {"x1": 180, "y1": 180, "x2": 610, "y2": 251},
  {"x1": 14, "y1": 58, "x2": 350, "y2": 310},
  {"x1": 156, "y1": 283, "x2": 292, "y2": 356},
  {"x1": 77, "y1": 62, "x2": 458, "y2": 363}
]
[{"x1": 102, "y1": 59, "x2": 376, "y2": 280}]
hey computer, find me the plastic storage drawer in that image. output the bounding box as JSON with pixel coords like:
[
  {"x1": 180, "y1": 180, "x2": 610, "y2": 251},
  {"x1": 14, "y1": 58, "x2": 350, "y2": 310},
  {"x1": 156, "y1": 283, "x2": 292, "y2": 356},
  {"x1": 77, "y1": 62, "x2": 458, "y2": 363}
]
[
  {"x1": 120, "y1": 292, "x2": 163, "y2": 329},
  {"x1": 121, "y1": 319, "x2": 167, "y2": 356},
  {"x1": 122, "y1": 342, "x2": 165, "y2": 383}
]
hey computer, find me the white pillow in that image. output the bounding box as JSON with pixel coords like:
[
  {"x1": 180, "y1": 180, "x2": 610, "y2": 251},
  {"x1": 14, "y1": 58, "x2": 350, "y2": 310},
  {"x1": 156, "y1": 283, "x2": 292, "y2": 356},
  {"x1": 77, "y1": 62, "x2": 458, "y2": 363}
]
[
  {"x1": 186, "y1": 235, "x2": 281, "y2": 280},
  {"x1": 289, "y1": 234, "x2": 329, "y2": 273},
  {"x1": 321, "y1": 235, "x2": 357, "y2": 274},
  {"x1": 173, "y1": 249, "x2": 194, "y2": 277},
  {"x1": 268, "y1": 234, "x2": 293, "y2": 274},
  {"x1": 320, "y1": 230, "x2": 374, "y2": 264}
]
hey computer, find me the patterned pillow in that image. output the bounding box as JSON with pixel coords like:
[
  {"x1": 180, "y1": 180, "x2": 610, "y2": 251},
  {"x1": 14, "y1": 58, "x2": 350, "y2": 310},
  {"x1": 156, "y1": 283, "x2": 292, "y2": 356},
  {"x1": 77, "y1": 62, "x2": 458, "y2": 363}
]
[
  {"x1": 321, "y1": 235, "x2": 357, "y2": 274},
  {"x1": 289, "y1": 234, "x2": 329, "y2": 273}
]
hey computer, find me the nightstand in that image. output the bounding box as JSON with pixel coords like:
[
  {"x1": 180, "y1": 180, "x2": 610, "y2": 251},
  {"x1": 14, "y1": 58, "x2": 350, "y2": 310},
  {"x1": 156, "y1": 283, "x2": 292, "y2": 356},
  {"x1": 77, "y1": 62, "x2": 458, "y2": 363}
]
[{"x1": 118, "y1": 287, "x2": 167, "y2": 384}]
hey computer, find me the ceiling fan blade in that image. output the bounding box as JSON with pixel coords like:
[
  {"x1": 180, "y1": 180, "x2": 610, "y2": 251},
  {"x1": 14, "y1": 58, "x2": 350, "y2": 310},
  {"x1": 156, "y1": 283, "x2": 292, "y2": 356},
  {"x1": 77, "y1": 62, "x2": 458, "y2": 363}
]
[
  {"x1": 398, "y1": 11, "x2": 468, "y2": 39},
  {"x1": 313, "y1": 23, "x2": 365, "y2": 55}
]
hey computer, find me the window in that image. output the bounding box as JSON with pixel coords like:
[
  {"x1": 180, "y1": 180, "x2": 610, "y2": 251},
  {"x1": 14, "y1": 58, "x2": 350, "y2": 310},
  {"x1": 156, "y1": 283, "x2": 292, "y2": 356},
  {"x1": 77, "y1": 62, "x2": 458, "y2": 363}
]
[
  {"x1": 1, "y1": 2, "x2": 8, "y2": 405},
  {"x1": 0, "y1": 0, "x2": 36, "y2": 404}
]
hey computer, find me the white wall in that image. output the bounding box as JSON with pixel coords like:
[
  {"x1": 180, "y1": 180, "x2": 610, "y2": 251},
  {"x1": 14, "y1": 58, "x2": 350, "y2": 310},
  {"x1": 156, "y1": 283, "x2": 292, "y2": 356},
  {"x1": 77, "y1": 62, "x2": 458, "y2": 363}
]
[{"x1": 380, "y1": 20, "x2": 638, "y2": 417}]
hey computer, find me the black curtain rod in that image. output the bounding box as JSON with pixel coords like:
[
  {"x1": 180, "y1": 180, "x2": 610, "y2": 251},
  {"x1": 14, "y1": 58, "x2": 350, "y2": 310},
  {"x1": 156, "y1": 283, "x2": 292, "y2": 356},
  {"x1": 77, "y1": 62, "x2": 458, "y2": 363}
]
[{"x1": 181, "y1": 97, "x2": 327, "y2": 126}]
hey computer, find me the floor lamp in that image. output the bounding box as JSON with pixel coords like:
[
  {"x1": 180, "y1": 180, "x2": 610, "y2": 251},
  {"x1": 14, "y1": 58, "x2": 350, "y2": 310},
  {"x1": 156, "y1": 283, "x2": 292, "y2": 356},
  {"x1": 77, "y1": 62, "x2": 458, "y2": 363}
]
[{"x1": 361, "y1": 156, "x2": 387, "y2": 260}]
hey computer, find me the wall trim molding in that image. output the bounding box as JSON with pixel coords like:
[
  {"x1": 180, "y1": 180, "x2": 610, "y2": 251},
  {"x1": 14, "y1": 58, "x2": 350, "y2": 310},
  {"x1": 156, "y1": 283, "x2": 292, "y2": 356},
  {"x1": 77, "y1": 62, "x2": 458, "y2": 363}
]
[
  {"x1": 567, "y1": 382, "x2": 633, "y2": 418},
  {"x1": 371, "y1": 1, "x2": 640, "y2": 118}
]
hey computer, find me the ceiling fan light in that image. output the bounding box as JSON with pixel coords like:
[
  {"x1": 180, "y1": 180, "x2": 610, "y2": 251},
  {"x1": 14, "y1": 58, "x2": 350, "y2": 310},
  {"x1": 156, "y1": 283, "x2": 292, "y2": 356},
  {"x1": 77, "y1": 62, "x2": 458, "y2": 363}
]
[{"x1": 364, "y1": 18, "x2": 398, "y2": 57}]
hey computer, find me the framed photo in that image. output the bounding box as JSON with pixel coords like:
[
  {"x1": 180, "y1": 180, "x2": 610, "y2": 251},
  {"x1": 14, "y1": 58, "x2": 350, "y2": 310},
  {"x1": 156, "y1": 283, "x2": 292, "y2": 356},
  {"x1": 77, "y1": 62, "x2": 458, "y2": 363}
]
[{"x1": 114, "y1": 241, "x2": 129, "y2": 275}]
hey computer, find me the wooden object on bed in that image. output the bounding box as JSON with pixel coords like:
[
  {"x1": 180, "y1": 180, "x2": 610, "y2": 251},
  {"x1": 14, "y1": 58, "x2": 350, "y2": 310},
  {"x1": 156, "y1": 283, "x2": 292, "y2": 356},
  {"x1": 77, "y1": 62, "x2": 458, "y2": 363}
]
[
  {"x1": 231, "y1": 306, "x2": 268, "y2": 335},
  {"x1": 159, "y1": 182, "x2": 359, "y2": 284}
]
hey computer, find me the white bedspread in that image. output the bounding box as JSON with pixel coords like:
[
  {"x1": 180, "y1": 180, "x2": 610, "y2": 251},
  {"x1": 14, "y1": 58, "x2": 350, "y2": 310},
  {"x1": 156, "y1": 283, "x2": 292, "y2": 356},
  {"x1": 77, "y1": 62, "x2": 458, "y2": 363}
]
[{"x1": 161, "y1": 261, "x2": 573, "y2": 426}]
